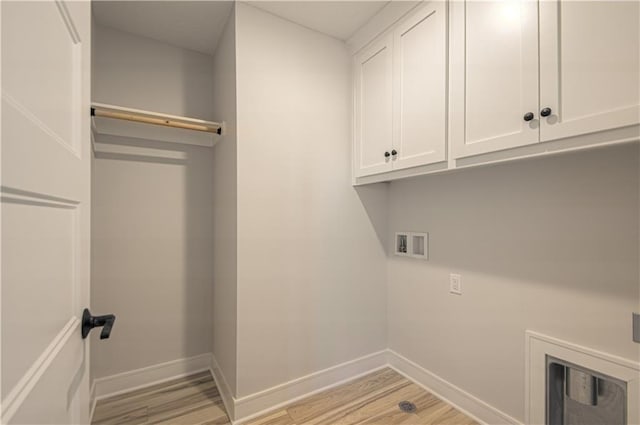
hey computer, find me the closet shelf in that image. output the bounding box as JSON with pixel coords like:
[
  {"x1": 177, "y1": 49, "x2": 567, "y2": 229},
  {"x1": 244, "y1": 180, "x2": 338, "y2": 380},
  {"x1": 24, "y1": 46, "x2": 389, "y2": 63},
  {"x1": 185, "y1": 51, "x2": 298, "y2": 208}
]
[{"x1": 91, "y1": 103, "x2": 222, "y2": 148}]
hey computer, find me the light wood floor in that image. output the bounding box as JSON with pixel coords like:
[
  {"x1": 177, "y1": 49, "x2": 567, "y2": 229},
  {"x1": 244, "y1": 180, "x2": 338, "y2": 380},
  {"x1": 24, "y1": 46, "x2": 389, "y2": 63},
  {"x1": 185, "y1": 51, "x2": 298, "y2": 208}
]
[
  {"x1": 92, "y1": 368, "x2": 478, "y2": 425},
  {"x1": 92, "y1": 372, "x2": 230, "y2": 425}
]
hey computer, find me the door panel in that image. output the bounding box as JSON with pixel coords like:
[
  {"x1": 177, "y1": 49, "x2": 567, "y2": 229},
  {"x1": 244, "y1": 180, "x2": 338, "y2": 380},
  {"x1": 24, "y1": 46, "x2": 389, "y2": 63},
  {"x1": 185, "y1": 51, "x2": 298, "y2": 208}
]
[
  {"x1": 10, "y1": 333, "x2": 85, "y2": 425},
  {"x1": 392, "y1": 1, "x2": 447, "y2": 170},
  {"x1": 354, "y1": 34, "x2": 393, "y2": 177},
  {"x1": 2, "y1": 1, "x2": 79, "y2": 152},
  {"x1": 450, "y1": 0, "x2": 539, "y2": 158},
  {"x1": 1, "y1": 1, "x2": 91, "y2": 423},
  {"x1": 2, "y1": 200, "x2": 77, "y2": 395},
  {"x1": 539, "y1": 0, "x2": 640, "y2": 141}
]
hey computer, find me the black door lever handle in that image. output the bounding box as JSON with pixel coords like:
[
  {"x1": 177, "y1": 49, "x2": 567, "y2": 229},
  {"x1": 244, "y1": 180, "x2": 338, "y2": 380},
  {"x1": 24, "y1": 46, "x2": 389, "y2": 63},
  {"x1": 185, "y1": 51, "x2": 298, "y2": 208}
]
[{"x1": 82, "y1": 308, "x2": 116, "y2": 339}]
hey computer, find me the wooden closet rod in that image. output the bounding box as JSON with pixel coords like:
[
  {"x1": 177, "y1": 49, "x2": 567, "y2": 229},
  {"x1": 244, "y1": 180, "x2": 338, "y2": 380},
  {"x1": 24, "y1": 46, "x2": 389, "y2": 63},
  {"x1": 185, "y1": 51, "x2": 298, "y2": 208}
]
[{"x1": 91, "y1": 107, "x2": 222, "y2": 134}]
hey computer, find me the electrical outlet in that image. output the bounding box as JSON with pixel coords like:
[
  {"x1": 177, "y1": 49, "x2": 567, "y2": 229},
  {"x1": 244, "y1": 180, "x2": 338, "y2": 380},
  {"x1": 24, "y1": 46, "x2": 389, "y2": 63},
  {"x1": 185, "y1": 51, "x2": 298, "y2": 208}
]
[{"x1": 450, "y1": 274, "x2": 462, "y2": 295}]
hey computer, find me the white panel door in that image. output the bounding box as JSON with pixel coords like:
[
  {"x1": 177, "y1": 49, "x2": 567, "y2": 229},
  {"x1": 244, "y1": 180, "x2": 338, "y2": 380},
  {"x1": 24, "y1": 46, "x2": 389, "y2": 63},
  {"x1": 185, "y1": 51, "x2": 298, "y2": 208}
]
[
  {"x1": 539, "y1": 0, "x2": 640, "y2": 142},
  {"x1": 392, "y1": 1, "x2": 447, "y2": 170},
  {"x1": 354, "y1": 34, "x2": 393, "y2": 177},
  {"x1": 1, "y1": 1, "x2": 92, "y2": 423},
  {"x1": 450, "y1": 0, "x2": 539, "y2": 159}
]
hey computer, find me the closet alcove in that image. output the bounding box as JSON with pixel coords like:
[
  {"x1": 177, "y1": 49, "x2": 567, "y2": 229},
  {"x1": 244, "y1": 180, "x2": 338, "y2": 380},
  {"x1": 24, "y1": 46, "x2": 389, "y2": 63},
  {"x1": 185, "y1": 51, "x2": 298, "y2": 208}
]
[{"x1": 90, "y1": 1, "x2": 230, "y2": 387}]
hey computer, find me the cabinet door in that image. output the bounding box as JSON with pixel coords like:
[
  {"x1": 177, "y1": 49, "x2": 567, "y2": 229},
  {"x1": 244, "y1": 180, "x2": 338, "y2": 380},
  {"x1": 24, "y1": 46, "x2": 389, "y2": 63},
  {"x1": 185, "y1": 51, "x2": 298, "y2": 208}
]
[
  {"x1": 392, "y1": 1, "x2": 447, "y2": 170},
  {"x1": 354, "y1": 34, "x2": 393, "y2": 177},
  {"x1": 450, "y1": 0, "x2": 539, "y2": 159},
  {"x1": 539, "y1": 1, "x2": 640, "y2": 142}
]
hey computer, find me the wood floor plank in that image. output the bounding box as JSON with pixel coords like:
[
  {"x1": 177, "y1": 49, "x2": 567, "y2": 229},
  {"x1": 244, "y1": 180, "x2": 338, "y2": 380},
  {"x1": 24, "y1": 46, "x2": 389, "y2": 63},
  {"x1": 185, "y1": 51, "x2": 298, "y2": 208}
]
[
  {"x1": 146, "y1": 380, "x2": 219, "y2": 412},
  {"x1": 95, "y1": 372, "x2": 215, "y2": 415},
  {"x1": 102, "y1": 372, "x2": 212, "y2": 405},
  {"x1": 93, "y1": 372, "x2": 230, "y2": 425},
  {"x1": 358, "y1": 409, "x2": 421, "y2": 425},
  {"x1": 92, "y1": 406, "x2": 148, "y2": 425},
  {"x1": 298, "y1": 382, "x2": 413, "y2": 425},
  {"x1": 245, "y1": 410, "x2": 297, "y2": 425},
  {"x1": 147, "y1": 392, "x2": 226, "y2": 423},
  {"x1": 150, "y1": 402, "x2": 228, "y2": 425},
  {"x1": 199, "y1": 416, "x2": 237, "y2": 425},
  {"x1": 312, "y1": 381, "x2": 430, "y2": 425},
  {"x1": 285, "y1": 368, "x2": 406, "y2": 424}
]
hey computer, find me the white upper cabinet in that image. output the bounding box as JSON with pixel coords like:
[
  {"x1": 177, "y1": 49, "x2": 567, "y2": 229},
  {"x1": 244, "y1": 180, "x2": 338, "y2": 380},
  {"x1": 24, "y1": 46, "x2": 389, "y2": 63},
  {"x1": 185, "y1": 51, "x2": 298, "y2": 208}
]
[
  {"x1": 539, "y1": 0, "x2": 640, "y2": 142},
  {"x1": 450, "y1": 0, "x2": 539, "y2": 159},
  {"x1": 354, "y1": 34, "x2": 394, "y2": 177},
  {"x1": 452, "y1": 0, "x2": 640, "y2": 160},
  {"x1": 392, "y1": 1, "x2": 447, "y2": 171},
  {"x1": 352, "y1": 0, "x2": 639, "y2": 183},
  {"x1": 354, "y1": 2, "x2": 447, "y2": 178}
]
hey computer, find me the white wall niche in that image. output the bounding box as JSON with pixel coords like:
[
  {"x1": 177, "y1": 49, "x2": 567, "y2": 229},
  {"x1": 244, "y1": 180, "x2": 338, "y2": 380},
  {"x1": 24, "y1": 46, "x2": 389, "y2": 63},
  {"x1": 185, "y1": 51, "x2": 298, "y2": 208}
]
[
  {"x1": 394, "y1": 231, "x2": 428, "y2": 260},
  {"x1": 411, "y1": 232, "x2": 428, "y2": 260}
]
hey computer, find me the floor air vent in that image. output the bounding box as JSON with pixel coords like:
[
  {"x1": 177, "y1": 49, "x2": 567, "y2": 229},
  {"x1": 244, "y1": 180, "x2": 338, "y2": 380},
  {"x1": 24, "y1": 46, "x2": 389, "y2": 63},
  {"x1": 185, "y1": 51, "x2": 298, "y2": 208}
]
[{"x1": 398, "y1": 401, "x2": 417, "y2": 413}]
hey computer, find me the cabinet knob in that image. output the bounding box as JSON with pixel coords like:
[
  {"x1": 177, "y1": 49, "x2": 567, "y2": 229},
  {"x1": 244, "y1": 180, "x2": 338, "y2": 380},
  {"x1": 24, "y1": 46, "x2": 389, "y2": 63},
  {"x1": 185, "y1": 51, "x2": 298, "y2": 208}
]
[
  {"x1": 391, "y1": 149, "x2": 397, "y2": 156},
  {"x1": 384, "y1": 151, "x2": 391, "y2": 158},
  {"x1": 540, "y1": 107, "x2": 552, "y2": 117},
  {"x1": 523, "y1": 112, "x2": 534, "y2": 121}
]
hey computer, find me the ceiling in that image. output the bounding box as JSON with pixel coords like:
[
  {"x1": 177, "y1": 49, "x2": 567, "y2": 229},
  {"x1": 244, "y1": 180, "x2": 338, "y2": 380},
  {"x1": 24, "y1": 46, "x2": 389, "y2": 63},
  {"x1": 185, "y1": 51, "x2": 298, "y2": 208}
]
[
  {"x1": 92, "y1": 1, "x2": 389, "y2": 56},
  {"x1": 248, "y1": 2, "x2": 389, "y2": 41}
]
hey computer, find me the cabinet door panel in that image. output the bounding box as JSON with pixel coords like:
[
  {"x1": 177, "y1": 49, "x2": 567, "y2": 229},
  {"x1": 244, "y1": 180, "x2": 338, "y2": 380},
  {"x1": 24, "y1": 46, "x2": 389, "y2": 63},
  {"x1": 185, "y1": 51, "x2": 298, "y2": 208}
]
[
  {"x1": 354, "y1": 35, "x2": 393, "y2": 177},
  {"x1": 539, "y1": 0, "x2": 640, "y2": 141},
  {"x1": 392, "y1": 1, "x2": 447, "y2": 170},
  {"x1": 450, "y1": 0, "x2": 539, "y2": 158}
]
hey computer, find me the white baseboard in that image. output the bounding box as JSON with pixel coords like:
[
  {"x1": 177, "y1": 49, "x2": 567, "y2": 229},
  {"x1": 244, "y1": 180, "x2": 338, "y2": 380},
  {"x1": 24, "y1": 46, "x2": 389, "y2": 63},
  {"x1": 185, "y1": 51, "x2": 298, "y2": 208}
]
[
  {"x1": 88, "y1": 349, "x2": 521, "y2": 425},
  {"x1": 210, "y1": 355, "x2": 236, "y2": 421},
  {"x1": 387, "y1": 349, "x2": 522, "y2": 425},
  {"x1": 91, "y1": 353, "x2": 213, "y2": 402},
  {"x1": 233, "y1": 350, "x2": 388, "y2": 423}
]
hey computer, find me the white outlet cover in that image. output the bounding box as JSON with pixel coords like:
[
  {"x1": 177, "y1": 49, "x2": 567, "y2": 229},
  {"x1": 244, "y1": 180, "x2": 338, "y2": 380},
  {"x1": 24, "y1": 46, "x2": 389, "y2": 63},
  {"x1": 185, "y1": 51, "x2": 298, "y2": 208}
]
[{"x1": 450, "y1": 273, "x2": 462, "y2": 295}]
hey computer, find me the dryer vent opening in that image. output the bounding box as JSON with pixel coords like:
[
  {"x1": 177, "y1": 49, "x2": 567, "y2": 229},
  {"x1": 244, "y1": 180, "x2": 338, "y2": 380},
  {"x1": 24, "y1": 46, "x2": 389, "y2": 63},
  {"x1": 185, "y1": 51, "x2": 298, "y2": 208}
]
[{"x1": 547, "y1": 356, "x2": 627, "y2": 425}]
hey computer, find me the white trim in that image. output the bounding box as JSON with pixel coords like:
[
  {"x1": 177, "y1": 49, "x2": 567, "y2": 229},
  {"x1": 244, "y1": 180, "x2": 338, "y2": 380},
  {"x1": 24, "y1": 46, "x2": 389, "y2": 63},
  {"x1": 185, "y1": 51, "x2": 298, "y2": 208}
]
[
  {"x1": 347, "y1": 1, "x2": 422, "y2": 55},
  {"x1": 525, "y1": 331, "x2": 640, "y2": 425},
  {"x1": 387, "y1": 349, "x2": 522, "y2": 425},
  {"x1": 54, "y1": 0, "x2": 81, "y2": 44},
  {"x1": 1, "y1": 91, "x2": 78, "y2": 157},
  {"x1": 210, "y1": 355, "x2": 236, "y2": 422},
  {"x1": 91, "y1": 353, "x2": 212, "y2": 401},
  {"x1": 354, "y1": 124, "x2": 639, "y2": 186},
  {"x1": 89, "y1": 381, "x2": 97, "y2": 423},
  {"x1": 233, "y1": 350, "x2": 388, "y2": 423},
  {"x1": 1, "y1": 317, "x2": 80, "y2": 424}
]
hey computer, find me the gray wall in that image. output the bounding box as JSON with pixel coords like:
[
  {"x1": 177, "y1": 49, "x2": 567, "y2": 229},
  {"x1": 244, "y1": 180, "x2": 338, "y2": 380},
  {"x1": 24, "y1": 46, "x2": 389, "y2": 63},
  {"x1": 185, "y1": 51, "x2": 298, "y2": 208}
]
[
  {"x1": 92, "y1": 23, "x2": 214, "y2": 119},
  {"x1": 234, "y1": 3, "x2": 388, "y2": 397},
  {"x1": 212, "y1": 8, "x2": 238, "y2": 395},
  {"x1": 387, "y1": 143, "x2": 640, "y2": 422},
  {"x1": 91, "y1": 24, "x2": 214, "y2": 379}
]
